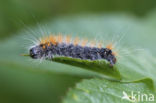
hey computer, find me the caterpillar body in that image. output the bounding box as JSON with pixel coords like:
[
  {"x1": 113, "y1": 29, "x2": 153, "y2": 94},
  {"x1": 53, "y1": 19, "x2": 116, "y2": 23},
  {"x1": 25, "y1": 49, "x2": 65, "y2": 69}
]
[{"x1": 29, "y1": 35, "x2": 117, "y2": 66}]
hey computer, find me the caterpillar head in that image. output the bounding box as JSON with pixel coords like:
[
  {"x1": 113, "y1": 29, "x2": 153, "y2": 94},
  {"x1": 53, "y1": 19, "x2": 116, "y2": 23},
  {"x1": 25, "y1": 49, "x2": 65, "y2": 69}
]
[{"x1": 29, "y1": 45, "x2": 44, "y2": 59}]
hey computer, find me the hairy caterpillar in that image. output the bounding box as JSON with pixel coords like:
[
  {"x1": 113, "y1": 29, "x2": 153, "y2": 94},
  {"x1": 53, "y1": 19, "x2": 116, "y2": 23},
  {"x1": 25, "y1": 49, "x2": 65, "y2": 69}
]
[{"x1": 28, "y1": 34, "x2": 117, "y2": 66}]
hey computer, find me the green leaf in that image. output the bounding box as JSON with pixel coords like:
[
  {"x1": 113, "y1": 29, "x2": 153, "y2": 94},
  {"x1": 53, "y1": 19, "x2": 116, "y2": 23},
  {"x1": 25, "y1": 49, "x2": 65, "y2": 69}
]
[
  {"x1": 117, "y1": 51, "x2": 156, "y2": 88},
  {"x1": 122, "y1": 78, "x2": 155, "y2": 91},
  {"x1": 63, "y1": 78, "x2": 156, "y2": 103},
  {"x1": 52, "y1": 57, "x2": 121, "y2": 80}
]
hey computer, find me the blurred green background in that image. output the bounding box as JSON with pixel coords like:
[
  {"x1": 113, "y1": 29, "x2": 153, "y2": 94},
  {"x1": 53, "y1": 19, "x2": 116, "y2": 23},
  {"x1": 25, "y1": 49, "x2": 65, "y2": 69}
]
[
  {"x1": 0, "y1": 0, "x2": 156, "y2": 103},
  {"x1": 1, "y1": 0, "x2": 156, "y2": 39}
]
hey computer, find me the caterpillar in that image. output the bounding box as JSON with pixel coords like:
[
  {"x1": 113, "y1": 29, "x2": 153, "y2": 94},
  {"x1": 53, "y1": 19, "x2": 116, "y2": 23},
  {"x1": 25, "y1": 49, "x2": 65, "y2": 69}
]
[{"x1": 29, "y1": 34, "x2": 117, "y2": 66}]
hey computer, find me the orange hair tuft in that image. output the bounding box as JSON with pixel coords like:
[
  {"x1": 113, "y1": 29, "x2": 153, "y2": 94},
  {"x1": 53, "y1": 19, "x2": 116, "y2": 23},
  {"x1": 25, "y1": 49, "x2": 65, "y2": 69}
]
[
  {"x1": 49, "y1": 35, "x2": 57, "y2": 45},
  {"x1": 73, "y1": 37, "x2": 79, "y2": 45},
  {"x1": 66, "y1": 35, "x2": 71, "y2": 44},
  {"x1": 106, "y1": 43, "x2": 113, "y2": 50},
  {"x1": 81, "y1": 39, "x2": 88, "y2": 47}
]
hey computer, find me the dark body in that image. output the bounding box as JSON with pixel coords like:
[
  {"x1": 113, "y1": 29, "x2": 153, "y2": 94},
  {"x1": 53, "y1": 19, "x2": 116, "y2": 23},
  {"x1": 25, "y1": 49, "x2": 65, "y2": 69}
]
[{"x1": 30, "y1": 43, "x2": 116, "y2": 65}]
